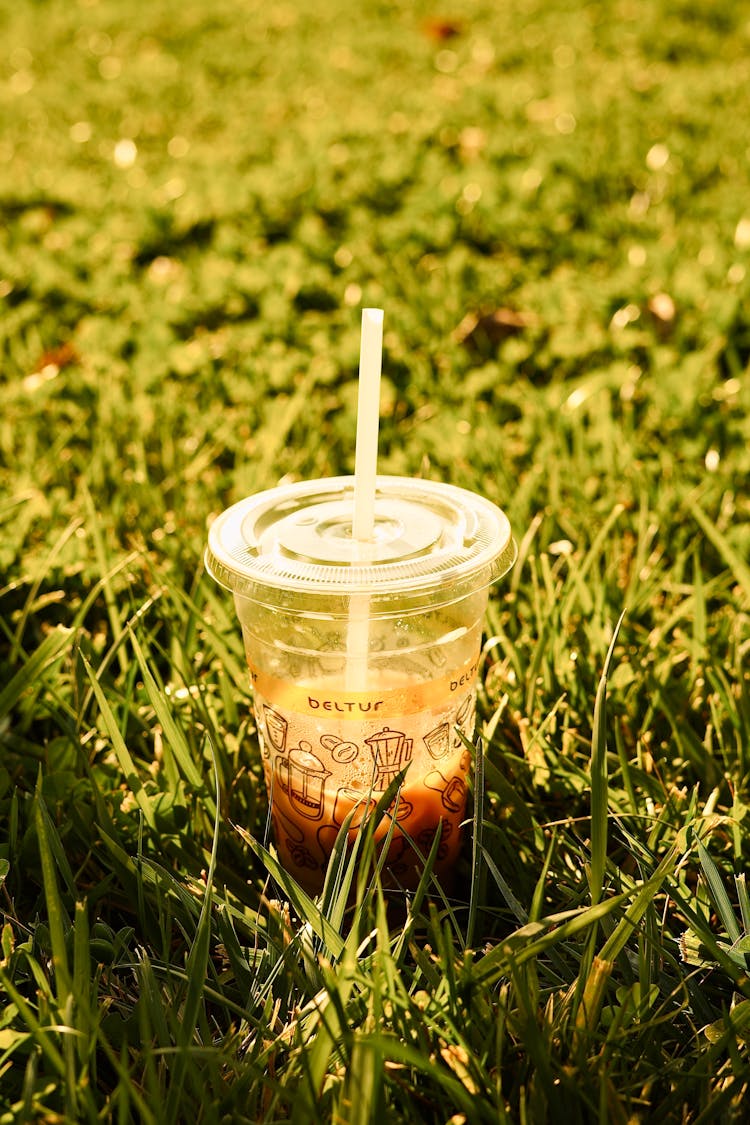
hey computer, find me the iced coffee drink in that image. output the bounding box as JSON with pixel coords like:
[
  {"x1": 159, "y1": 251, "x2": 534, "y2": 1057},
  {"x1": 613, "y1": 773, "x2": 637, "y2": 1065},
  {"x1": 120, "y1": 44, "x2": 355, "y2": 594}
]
[{"x1": 205, "y1": 475, "x2": 515, "y2": 892}]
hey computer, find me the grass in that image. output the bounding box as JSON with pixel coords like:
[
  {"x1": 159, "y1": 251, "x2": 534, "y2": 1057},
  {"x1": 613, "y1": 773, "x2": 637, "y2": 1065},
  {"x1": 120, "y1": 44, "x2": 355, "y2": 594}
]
[{"x1": 2, "y1": 0, "x2": 750, "y2": 1119}]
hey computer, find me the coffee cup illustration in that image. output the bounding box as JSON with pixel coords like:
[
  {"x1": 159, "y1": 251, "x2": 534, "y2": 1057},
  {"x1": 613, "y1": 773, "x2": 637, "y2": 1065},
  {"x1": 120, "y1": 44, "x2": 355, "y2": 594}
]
[
  {"x1": 388, "y1": 793, "x2": 414, "y2": 822},
  {"x1": 441, "y1": 775, "x2": 466, "y2": 813},
  {"x1": 275, "y1": 743, "x2": 330, "y2": 820},
  {"x1": 364, "y1": 727, "x2": 413, "y2": 789},
  {"x1": 263, "y1": 705, "x2": 288, "y2": 752},
  {"x1": 423, "y1": 720, "x2": 450, "y2": 760},
  {"x1": 332, "y1": 787, "x2": 378, "y2": 829},
  {"x1": 424, "y1": 769, "x2": 467, "y2": 814}
]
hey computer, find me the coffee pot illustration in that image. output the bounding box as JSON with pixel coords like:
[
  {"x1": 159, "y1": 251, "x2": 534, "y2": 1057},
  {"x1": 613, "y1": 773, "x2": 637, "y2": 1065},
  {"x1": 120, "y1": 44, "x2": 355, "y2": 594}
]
[
  {"x1": 364, "y1": 727, "x2": 413, "y2": 789},
  {"x1": 275, "y1": 743, "x2": 330, "y2": 820}
]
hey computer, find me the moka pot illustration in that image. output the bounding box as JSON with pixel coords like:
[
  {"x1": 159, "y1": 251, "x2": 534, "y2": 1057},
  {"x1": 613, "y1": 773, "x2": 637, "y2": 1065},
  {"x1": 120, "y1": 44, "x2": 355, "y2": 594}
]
[{"x1": 364, "y1": 727, "x2": 413, "y2": 789}]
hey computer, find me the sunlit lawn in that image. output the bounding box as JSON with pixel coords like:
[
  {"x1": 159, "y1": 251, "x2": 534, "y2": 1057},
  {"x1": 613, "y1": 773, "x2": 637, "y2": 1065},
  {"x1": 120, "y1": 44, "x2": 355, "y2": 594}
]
[{"x1": 2, "y1": 0, "x2": 750, "y2": 1120}]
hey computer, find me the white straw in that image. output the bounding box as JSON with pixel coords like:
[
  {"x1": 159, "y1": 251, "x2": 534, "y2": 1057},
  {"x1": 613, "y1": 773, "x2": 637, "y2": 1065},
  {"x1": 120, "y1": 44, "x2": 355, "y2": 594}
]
[
  {"x1": 346, "y1": 308, "x2": 384, "y2": 692},
  {"x1": 353, "y1": 308, "x2": 384, "y2": 542}
]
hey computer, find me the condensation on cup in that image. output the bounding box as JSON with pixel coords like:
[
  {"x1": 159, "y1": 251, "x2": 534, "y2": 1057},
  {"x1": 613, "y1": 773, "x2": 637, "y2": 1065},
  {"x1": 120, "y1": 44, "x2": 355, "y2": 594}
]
[{"x1": 205, "y1": 475, "x2": 516, "y2": 893}]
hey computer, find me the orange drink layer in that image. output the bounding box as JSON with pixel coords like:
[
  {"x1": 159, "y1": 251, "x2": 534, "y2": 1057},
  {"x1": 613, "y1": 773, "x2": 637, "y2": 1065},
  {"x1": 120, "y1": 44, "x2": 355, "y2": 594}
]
[
  {"x1": 205, "y1": 475, "x2": 516, "y2": 895},
  {"x1": 252, "y1": 660, "x2": 478, "y2": 891},
  {"x1": 270, "y1": 763, "x2": 468, "y2": 894}
]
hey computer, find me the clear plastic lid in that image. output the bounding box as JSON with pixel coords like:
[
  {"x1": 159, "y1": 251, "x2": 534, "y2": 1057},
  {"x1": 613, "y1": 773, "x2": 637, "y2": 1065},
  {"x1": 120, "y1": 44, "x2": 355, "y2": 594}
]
[{"x1": 205, "y1": 475, "x2": 515, "y2": 603}]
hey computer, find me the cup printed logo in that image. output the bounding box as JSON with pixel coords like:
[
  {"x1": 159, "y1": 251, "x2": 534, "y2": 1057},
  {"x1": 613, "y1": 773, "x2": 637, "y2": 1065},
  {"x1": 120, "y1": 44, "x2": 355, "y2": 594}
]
[{"x1": 249, "y1": 652, "x2": 480, "y2": 723}]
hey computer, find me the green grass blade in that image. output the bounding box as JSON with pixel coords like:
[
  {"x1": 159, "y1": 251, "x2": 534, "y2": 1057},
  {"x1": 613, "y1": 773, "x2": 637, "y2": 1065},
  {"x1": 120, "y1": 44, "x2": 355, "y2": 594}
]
[
  {"x1": 97, "y1": 1033, "x2": 158, "y2": 1125},
  {"x1": 10, "y1": 518, "x2": 83, "y2": 658},
  {"x1": 237, "y1": 829, "x2": 345, "y2": 962},
  {"x1": 598, "y1": 844, "x2": 685, "y2": 964},
  {"x1": 349, "y1": 1033, "x2": 486, "y2": 1119},
  {"x1": 0, "y1": 626, "x2": 73, "y2": 722},
  {"x1": 77, "y1": 586, "x2": 165, "y2": 725},
  {"x1": 164, "y1": 740, "x2": 221, "y2": 1122},
  {"x1": 318, "y1": 798, "x2": 371, "y2": 927},
  {"x1": 691, "y1": 551, "x2": 707, "y2": 673},
  {"x1": 589, "y1": 610, "x2": 626, "y2": 906},
  {"x1": 391, "y1": 825, "x2": 445, "y2": 968},
  {"x1": 72, "y1": 900, "x2": 91, "y2": 1068},
  {"x1": 466, "y1": 735, "x2": 485, "y2": 949},
  {"x1": 80, "y1": 481, "x2": 128, "y2": 664},
  {"x1": 0, "y1": 966, "x2": 66, "y2": 1079},
  {"x1": 481, "y1": 846, "x2": 528, "y2": 926},
  {"x1": 475, "y1": 894, "x2": 631, "y2": 985},
  {"x1": 82, "y1": 654, "x2": 156, "y2": 830},
  {"x1": 33, "y1": 785, "x2": 72, "y2": 1008},
  {"x1": 529, "y1": 829, "x2": 557, "y2": 925},
  {"x1": 688, "y1": 499, "x2": 750, "y2": 604},
  {"x1": 128, "y1": 629, "x2": 205, "y2": 791},
  {"x1": 33, "y1": 783, "x2": 77, "y2": 901},
  {"x1": 735, "y1": 873, "x2": 750, "y2": 936},
  {"x1": 290, "y1": 943, "x2": 361, "y2": 1122},
  {"x1": 558, "y1": 504, "x2": 626, "y2": 623},
  {"x1": 697, "y1": 837, "x2": 742, "y2": 945},
  {"x1": 340, "y1": 1035, "x2": 384, "y2": 1125}
]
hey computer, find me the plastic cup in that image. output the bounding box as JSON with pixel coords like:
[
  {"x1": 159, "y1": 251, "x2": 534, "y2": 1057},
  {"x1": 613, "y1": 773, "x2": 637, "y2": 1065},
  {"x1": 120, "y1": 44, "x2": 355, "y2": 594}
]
[{"x1": 205, "y1": 475, "x2": 515, "y2": 892}]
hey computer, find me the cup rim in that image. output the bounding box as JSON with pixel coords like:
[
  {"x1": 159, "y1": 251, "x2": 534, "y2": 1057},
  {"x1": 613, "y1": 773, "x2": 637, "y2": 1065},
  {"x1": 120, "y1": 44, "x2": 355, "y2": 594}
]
[{"x1": 205, "y1": 475, "x2": 515, "y2": 601}]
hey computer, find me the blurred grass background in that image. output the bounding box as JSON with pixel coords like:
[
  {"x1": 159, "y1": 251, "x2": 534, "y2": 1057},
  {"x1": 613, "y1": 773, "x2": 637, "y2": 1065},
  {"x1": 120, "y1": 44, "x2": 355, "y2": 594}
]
[{"x1": 1, "y1": 0, "x2": 750, "y2": 1121}]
